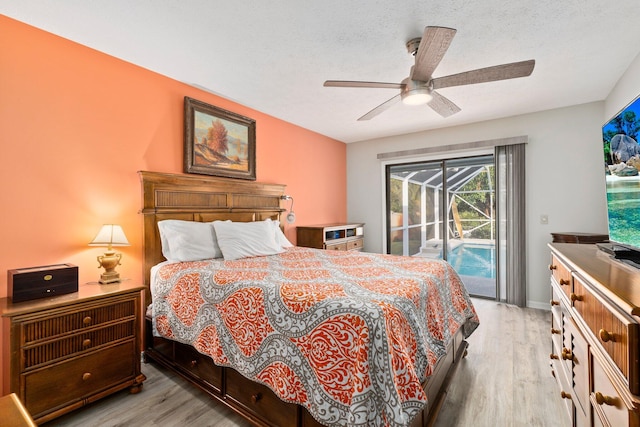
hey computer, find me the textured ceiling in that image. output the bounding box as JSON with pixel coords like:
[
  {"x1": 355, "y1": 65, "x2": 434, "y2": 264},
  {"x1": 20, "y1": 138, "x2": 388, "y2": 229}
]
[{"x1": 3, "y1": 1, "x2": 640, "y2": 143}]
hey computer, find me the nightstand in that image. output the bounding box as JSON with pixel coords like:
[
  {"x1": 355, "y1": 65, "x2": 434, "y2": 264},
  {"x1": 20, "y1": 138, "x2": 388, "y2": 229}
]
[
  {"x1": 1, "y1": 281, "x2": 146, "y2": 424},
  {"x1": 296, "y1": 223, "x2": 364, "y2": 251}
]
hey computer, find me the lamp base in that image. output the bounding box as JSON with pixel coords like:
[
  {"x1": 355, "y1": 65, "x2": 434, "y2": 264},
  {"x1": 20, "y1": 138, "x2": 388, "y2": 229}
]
[
  {"x1": 97, "y1": 251, "x2": 122, "y2": 284},
  {"x1": 99, "y1": 271, "x2": 121, "y2": 284}
]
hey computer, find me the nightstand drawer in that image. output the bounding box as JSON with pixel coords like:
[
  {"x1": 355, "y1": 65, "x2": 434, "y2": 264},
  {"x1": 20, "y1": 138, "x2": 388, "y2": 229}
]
[
  {"x1": 347, "y1": 238, "x2": 363, "y2": 251},
  {"x1": 23, "y1": 340, "x2": 135, "y2": 417},
  {"x1": 21, "y1": 296, "x2": 137, "y2": 343},
  {"x1": 23, "y1": 319, "x2": 135, "y2": 369},
  {"x1": 325, "y1": 242, "x2": 347, "y2": 251}
]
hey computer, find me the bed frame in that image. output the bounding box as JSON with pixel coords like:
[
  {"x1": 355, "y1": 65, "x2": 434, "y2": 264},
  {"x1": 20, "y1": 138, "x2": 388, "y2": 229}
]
[{"x1": 139, "y1": 170, "x2": 468, "y2": 427}]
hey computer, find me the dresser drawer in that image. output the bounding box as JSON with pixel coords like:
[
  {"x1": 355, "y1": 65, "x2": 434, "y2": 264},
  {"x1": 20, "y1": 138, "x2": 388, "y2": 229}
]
[
  {"x1": 22, "y1": 319, "x2": 135, "y2": 369},
  {"x1": 572, "y1": 275, "x2": 640, "y2": 393},
  {"x1": 20, "y1": 296, "x2": 137, "y2": 343},
  {"x1": 592, "y1": 351, "x2": 632, "y2": 427},
  {"x1": 23, "y1": 340, "x2": 135, "y2": 417},
  {"x1": 550, "y1": 282, "x2": 563, "y2": 324},
  {"x1": 551, "y1": 309, "x2": 563, "y2": 357},
  {"x1": 567, "y1": 318, "x2": 590, "y2": 424},
  {"x1": 549, "y1": 254, "x2": 572, "y2": 300},
  {"x1": 551, "y1": 339, "x2": 573, "y2": 418},
  {"x1": 226, "y1": 368, "x2": 298, "y2": 427}
]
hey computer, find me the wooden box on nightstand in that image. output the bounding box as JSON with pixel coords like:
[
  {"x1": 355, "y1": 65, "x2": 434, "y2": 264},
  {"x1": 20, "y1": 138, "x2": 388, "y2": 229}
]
[{"x1": 1, "y1": 281, "x2": 146, "y2": 424}]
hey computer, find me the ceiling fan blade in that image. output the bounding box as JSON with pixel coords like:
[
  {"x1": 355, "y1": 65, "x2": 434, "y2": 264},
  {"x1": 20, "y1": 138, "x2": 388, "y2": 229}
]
[
  {"x1": 324, "y1": 80, "x2": 403, "y2": 89},
  {"x1": 427, "y1": 91, "x2": 461, "y2": 118},
  {"x1": 411, "y1": 26, "x2": 457, "y2": 82},
  {"x1": 358, "y1": 94, "x2": 401, "y2": 121},
  {"x1": 432, "y1": 59, "x2": 535, "y2": 90}
]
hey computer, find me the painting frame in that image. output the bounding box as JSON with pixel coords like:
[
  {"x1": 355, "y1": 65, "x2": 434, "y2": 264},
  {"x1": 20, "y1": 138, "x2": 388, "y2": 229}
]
[{"x1": 184, "y1": 96, "x2": 256, "y2": 180}]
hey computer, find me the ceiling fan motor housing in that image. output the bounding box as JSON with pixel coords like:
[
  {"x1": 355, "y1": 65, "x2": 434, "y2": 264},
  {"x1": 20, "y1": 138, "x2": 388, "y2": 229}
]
[
  {"x1": 406, "y1": 37, "x2": 422, "y2": 56},
  {"x1": 401, "y1": 77, "x2": 433, "y2": 105}
]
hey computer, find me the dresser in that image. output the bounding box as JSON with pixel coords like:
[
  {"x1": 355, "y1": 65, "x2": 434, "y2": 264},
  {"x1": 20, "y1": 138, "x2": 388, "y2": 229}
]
[
  {"x1": 548, "y1": 243, "x2": 640, "y2": 427},
  {"x1": 296, "y1": 223, "x2": 364, "y2": 251},
  {"x1": 1, "y1": 282, "x2": 146, "y2": 424}
]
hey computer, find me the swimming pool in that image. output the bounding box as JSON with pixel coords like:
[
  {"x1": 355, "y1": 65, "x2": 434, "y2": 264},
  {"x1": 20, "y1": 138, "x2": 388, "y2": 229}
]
[{"x1": 446, "y1": 242, "x2": 496, "y2": 279}]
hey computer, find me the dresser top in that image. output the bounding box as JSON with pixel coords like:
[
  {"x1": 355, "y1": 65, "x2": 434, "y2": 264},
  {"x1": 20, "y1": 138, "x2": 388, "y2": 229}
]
[
  {"x1": 549, "y1": 243, "x2": 640, "y2": 317},
  {"x1": 0, "y1": 281, "x2": 144, "y2": 317}
]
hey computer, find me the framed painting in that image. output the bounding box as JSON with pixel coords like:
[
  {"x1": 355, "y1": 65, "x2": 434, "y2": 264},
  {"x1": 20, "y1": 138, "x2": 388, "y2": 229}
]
[{"x1": 184, "y1": 96, "x2": 256, "y2": 180}]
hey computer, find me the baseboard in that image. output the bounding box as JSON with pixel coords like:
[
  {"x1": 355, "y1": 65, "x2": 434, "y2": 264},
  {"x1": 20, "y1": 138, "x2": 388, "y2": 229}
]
[{"x1": 527, "y1": 300, "x2": 550, "y2": 310}]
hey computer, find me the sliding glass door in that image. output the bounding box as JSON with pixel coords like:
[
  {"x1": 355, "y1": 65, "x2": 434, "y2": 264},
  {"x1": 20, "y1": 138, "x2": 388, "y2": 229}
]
[
  {"x1": 387, "y1": 161, "x2": 444, "y2": 257},
  {"x1": 386, "y1": 155, "x2": 496, "y2": 299}
]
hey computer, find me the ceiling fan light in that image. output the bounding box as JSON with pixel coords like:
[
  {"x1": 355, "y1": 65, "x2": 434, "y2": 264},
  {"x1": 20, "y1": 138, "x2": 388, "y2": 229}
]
[{"x1": 402, "y1": 91, "x2": 432, "y2": 105}]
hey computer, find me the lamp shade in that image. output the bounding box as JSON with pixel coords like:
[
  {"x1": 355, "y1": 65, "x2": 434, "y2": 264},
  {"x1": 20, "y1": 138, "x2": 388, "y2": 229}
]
[{"x1": 89, "y1": 224, "x2": 130, "y2": 249}]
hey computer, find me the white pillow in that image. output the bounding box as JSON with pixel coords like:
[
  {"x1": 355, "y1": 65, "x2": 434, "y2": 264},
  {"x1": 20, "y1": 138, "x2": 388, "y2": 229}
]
[
  {"x1": 270, "y1": 219, "x2": 293, "y2": 248},
  {"x1": 157, "y1": 220, "x2": 224, "y2": 262},
  {"x1": 213, "y1": 220, "x2": 284, "y2": 260}
]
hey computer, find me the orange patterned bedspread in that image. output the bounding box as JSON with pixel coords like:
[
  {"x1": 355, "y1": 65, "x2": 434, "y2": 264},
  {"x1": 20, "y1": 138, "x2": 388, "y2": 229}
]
[{"x1": 151, "y1": 247, "x2": 478, "y2": 427}]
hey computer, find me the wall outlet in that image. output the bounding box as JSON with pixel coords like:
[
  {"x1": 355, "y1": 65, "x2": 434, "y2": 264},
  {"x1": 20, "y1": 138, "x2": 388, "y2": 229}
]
[{"x1": 540, "y1": 214, "x2": 549, "y2": 225}]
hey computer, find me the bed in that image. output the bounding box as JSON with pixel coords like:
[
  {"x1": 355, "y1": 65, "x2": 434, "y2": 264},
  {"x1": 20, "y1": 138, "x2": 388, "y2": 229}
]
[{"x1": 140, "y1": 171, "x2": 479, "y2": 427}]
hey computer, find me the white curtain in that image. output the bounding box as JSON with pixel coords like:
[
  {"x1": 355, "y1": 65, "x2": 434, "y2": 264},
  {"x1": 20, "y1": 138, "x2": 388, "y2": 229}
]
[{"x1": 496, "y1": 143, "x2": 526, "y2": 306}]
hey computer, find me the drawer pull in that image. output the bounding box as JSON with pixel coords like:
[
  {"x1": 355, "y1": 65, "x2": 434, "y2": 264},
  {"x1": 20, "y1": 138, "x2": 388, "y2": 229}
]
[
  {"x1": 599, "y1": 328, "x2": 614, "y2": 343},
  {"x1": 595, "y1": 392, "x2": 617, "y2": 406},
  {"x1": 551, "y1": 328, "x2": 561, "y2": 335},
  {"x1": 561, "y1": 348, "x2": 574, "y2": 361},
  {"x1": 83, "y1": 316, "x2": 92, "y2": 325},
  {"x1": 570, "y1": 293, "x2": 583, "y2": 302},
  {"x1": 82, "y1": 372, "x2": 92, "y2": 381},
  {"x1": 83, "y1": 339, "x2": 92, "y2": 347},
  {"x1": 190, "y1": 360, "x2": 198, "y2": 368},
  {"x1": 549, "y1": 264, "x2": 557, "y2": 271},
  {"x1": 560, "y1": 391, "x2": 572, "y2": 400},
  {"x1": 550, "y1": 300, "x2": 559, "y2": 306},
  {"x1": 559, "y1": 278, "x2": 569, "y2": 286},
  {"x1": 251, "y1": 393, "x2": 262, "y2": 404},
  {"x1": 550, "y1": 353, "x2": 559, "y2": 360}
]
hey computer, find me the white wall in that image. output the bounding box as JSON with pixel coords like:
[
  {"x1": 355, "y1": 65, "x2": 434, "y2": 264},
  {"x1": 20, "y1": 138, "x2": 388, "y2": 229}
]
[{"x1": 347, "y1": 102, "x2": 608, "y2": 308}]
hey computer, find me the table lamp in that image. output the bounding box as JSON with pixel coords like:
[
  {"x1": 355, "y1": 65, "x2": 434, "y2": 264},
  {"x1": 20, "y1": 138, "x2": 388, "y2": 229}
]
[{"x1": 89, "y1": 224, "x2": 130, "y2": 284}]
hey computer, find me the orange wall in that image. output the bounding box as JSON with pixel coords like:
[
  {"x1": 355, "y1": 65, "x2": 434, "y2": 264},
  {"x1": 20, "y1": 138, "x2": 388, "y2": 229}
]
[{"x1": 0, "y1": 15, "x2": 346, "y2": 296}]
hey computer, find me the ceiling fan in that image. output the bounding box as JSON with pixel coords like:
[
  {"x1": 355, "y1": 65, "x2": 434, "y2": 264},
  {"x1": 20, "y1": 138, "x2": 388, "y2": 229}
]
[{"x1": 324, "y1": 26, "x2": 535, "y2": 120}]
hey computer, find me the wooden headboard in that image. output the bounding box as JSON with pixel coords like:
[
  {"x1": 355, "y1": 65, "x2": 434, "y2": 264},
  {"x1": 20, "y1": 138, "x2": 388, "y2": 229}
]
[{"x1": 139, "y1": 171, "x2": 286, "y2": 298}]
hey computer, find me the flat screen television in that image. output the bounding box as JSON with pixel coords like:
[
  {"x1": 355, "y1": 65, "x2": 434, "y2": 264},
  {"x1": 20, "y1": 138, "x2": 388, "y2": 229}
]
[{"x1": 601, "y1": 92, "x2": 640, "y2": 264}]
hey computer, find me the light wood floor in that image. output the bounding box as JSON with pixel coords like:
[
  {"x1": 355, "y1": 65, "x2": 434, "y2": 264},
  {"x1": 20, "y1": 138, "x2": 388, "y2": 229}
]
[{"x1": 45, "y1": 299, "x2": 570, "y2": 427}]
